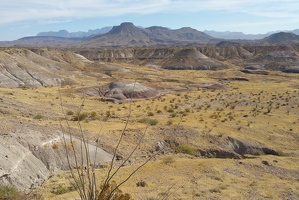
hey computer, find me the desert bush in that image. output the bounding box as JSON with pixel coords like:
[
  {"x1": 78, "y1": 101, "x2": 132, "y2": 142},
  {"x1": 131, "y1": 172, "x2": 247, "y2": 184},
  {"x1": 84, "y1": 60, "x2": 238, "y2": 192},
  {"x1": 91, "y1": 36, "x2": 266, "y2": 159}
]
[
  {"x1": 66, "y1": 110, "x2": 74, "y2": 115},
  {"x1": 138, "y1": 118, "x2": 158, "y2": 126},
  {"x1": 147, "y1": 111, "x2": 154, "y2": 116},
  {"x1": 148, "y1": 119, "x2": 159, "y2": 125},
  {"x1": 90, "y1": 111, "x2": 97, "y2": 119},
  {"x1": 136, "y1": 180, "x2": 147, "y2": 187},
  {"x1": 0, "y1": 185, "x2": 24, "y2": 200},
  {"x1": 162, "y1": 156, "x2": 175, "y2": 165},
  {"x1": 169, "y1": 112, "x2": 177, "y2": 118},
  {"x1": 252, "y1": 150, "x2": 265, "y2": 156},
  {"x1": 177, "y1": 145, "x2": 198, "y2": 156},
  {"x1": 167, "y1": 108, "x2": 174, "y2": 113},
  {"x1": 33, "y1": 114, "x2": 43, "y2": 119},
  {"x1": 72, "y1": 112, "x2": 88, "y2": 121},
  {"x1": 156, "y1": 110, "x2": 162, "y2": 114},
  {"x1": 53, "y1": 184, "x2": 76, "y2": 195}
]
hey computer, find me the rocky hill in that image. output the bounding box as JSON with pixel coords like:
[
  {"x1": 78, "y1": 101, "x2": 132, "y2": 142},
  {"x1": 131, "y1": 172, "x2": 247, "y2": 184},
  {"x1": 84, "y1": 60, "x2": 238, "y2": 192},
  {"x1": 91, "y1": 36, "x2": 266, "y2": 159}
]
[
  {"x1": 78, "y1": 45, "x2": 299, "y2": 72},
  {"x1": 261, "y1": 32, "x2": 299, "y2": 45},
  {"x1": 80, "y1": 22, "x2": 216, "y2": 47},
  {"x1": 0, "y1": 48, "x2": 85, "y2": 87},
  {"x1": 0, "y1": 119, "x2": 112, "y2": 193},
  {"x1": 159, "y1": 47, "x2": 225, "y2": 70}
]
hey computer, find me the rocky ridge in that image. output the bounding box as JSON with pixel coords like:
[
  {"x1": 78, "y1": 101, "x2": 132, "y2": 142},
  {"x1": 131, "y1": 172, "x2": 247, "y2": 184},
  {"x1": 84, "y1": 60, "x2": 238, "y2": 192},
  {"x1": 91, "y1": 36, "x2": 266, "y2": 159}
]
[{"x1": 0, "y1": 119, "x2": 112, "y2": 193}]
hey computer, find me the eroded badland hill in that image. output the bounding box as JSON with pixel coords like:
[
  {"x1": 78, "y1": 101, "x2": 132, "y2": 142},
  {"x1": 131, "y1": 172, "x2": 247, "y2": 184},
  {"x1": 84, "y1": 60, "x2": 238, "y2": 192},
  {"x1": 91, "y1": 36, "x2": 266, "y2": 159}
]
[{"x1": 0, "y1": 45, "x2": 299, "y2": 199}]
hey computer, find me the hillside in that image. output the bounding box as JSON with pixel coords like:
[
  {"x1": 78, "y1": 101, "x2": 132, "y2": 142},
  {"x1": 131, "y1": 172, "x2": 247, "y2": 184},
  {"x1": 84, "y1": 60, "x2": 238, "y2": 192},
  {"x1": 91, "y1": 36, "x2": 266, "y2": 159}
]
[
  {"x1": 0, "y1": 47, "x2": 299, "y2": 199},
  {"x1": 0, "y1": 48, "x2": 86, "y2": 87},
  {"x1": 78, "y1": 45, "x2": 299, "y2": 72},
  {"x1": 261, "y1": 32, "x2": 299, "y2": 45}
]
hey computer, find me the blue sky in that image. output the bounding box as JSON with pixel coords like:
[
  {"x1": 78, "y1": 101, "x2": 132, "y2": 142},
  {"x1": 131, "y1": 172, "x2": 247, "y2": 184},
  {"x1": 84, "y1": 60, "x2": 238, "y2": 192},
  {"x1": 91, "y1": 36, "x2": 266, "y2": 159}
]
[{"x1": 1, "y1": 0, "x2": 299, "y2": 40}]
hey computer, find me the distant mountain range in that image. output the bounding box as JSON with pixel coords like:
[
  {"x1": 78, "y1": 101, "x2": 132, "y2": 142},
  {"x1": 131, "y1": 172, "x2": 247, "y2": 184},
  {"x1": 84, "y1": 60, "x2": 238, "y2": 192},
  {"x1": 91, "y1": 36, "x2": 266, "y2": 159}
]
[
  {"x1": 37, "y1": 26, "x2": 112, "y2": 38},
  {"x1": 80, "y1": 22, "x2": 216, "y2": 47},
  {"x1": 0, "y1": 22, "x2": 298, "y2": 48},
  {"x1": 204, "y1": 30, "x2": 299, "y2": 40},
  {"x1": 36, "y1": 25, "x2": 299, "y2": 41}
]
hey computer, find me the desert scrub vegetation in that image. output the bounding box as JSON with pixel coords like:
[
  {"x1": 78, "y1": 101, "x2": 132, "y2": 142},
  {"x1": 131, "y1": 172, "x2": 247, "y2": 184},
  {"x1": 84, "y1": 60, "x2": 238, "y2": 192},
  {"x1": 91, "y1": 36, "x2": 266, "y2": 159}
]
[
  {"x1": 71, "y1": 111, "x2": 101, "y2": 121},
  {"x1": 52, "y1": 184, "x2": 76, "y2": 195},
  {"x1": 66, "y1": 110, "x2": 74, "y2": 115},
  {"x1": 33, "y1": 114, "x2": 43, "y2": 120},
  {"x1": 0, "y1": 185, "x2": 25, "y2": 200},
  {"x1": 177, "y1": 145, "x2": 198, "y2": 156},
  {"x1": 72, "y1": 112, "x2": 89, "y2": 121},
  {"x1": 162, "y1": 156, "x2": 175, "y2": 165},
  {"x1": 58, "y1": 88, "x2": 159, "y2": 200},
  {"x1": 138, "y1": 117, "x2": 159, "y2": 126}
]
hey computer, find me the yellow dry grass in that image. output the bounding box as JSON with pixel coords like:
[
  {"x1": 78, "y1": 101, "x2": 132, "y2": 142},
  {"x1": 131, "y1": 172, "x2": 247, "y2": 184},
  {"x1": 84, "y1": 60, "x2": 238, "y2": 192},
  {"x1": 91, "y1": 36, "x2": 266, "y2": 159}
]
[{"x1": 1, "y1": 59, "x2": 299, "y2": 199}]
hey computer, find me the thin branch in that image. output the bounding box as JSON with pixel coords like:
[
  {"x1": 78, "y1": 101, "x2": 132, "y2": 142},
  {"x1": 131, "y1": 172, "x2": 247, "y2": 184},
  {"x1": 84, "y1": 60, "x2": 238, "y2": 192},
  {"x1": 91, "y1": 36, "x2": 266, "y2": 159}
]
[
  {"x1": 102, "y1": 81, "x2": 137, "y2": 189},
  {"x1": 59, "y1": 92, "x2": 86, "y2": 199}
]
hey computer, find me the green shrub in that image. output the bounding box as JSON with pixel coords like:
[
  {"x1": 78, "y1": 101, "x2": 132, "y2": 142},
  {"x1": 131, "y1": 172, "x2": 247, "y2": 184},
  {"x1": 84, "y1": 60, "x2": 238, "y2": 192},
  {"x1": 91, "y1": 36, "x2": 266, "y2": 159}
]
[
  {"x1": 138, "y1": 118, "x2": 158, "y2": 126},
  {"x1": 252, "y1": 150, "x2": 265, "y2": 156},
  {"x1": 167, "y1": 108, "x2": 174, "y2": 113},
  {"x1": 72, "y1": 112, "x2": 88, "y2": 121},
  {"x1": 66, "y1": 110, "x2": 74, "y2": 115},
  {"x1": 33, "y1": 114, "x2": 43, "y2": 119},
  {"x1": 162, "y1": 156, "x2": 175, "y2": 165},
  {"x1": 177, "y1": 145, "x2": 198, "y2": 156},
  {"x1": 169, "y1": 112, "x2": 177, "y2": 118},
  {"x1": 90, "y1": 111, "x2": 97, "y2": 119},
  {"x1": 147, "y1": 111, "x2": 154, "y2": 116},
  {"x1": 0, "y1": 185, "x2": 23, "y2": 200},
  {"x1": 52, "y1": 184, "x2": 75, "y2": 195},
  {"x1": 147, "y1": 118, "x2": 158, "y2": 126}
]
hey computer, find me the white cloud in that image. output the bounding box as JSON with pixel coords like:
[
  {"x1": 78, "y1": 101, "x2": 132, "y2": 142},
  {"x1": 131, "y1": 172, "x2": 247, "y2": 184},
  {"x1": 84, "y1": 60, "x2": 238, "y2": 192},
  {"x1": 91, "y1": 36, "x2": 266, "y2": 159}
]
[
  {"x1": 0, "y1": 0, "x2": 298, "y2": 24},
  {"x1": 0, "y1": 0, "x2": 171, "y2": 24},
  {"x1": 168, "y1": 0, "x2": 299, "y2": 17}
]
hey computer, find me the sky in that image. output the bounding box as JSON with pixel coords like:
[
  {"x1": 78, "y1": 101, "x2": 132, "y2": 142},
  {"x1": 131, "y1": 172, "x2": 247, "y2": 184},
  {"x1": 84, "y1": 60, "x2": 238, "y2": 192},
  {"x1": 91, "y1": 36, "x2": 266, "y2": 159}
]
[{"x1": 0, "y1": 0, "x2": 299, "y2": 41}]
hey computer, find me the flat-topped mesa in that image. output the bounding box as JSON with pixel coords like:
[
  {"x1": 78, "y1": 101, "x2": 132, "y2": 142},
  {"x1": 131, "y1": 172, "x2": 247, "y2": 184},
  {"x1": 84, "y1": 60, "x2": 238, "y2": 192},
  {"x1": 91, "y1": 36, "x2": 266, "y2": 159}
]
[{"x1": 108, "y1": 22, "x2": 141, "y2": 35}]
